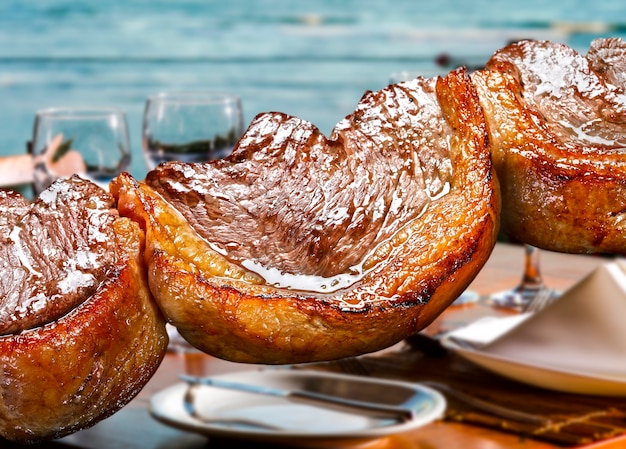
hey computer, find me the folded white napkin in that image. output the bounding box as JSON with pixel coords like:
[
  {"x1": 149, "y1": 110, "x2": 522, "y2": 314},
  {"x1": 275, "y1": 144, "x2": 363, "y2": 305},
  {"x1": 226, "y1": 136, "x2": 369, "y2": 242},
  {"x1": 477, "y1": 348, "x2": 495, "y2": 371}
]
[{"x1": 480, "y1": 261, "x2": 626, "y2": 376}]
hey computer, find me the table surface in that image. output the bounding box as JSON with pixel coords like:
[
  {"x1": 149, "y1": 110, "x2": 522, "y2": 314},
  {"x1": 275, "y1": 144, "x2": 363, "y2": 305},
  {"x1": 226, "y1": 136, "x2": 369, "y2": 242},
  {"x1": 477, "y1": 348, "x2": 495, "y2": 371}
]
[{"x1": 9, "y1": 242, "x2": 625, "y2": 449}]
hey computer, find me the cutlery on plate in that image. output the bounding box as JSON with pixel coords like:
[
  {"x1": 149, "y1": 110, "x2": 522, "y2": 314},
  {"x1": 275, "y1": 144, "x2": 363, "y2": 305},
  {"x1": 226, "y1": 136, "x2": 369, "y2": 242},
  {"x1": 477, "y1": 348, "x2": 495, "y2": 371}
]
[{"x1": 181, "y1": 374, "x2": 416, "y2": 422}]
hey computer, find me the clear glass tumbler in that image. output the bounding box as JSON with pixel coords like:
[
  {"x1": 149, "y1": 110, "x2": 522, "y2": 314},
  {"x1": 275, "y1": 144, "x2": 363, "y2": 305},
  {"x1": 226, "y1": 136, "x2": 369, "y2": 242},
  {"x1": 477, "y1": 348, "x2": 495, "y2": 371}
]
[
  {"x1": 142, "y1": 91, "x2": 244, "y2": 170},
  {"x1": 31, "y1": 107, "x2": 131, "y2": 194}
]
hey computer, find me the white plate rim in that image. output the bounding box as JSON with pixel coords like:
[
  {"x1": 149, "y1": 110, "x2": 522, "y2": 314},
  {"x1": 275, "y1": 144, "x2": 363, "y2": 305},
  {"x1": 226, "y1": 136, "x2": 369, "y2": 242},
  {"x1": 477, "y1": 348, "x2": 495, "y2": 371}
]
[
  {"x1": 149, "y1": 369, "x2": 446, "y2": 444},
  {"x1": 441, "y1": 335, "x2": 626, "y2": 396}
]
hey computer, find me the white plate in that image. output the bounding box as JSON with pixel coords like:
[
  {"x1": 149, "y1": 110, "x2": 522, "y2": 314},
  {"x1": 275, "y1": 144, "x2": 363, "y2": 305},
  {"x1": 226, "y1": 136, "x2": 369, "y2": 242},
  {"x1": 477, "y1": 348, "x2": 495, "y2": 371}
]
[
  {"x1": 441, "y1": 318, "x2": 626, "y2": 396},
  {"x1": 149, "y1": 369, "x2": 446, "y2": 446}
]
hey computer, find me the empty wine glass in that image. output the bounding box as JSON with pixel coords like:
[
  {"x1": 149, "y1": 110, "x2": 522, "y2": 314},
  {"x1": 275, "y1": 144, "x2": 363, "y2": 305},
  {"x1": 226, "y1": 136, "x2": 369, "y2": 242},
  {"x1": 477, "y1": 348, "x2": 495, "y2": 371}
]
[
  {"x1": 31, "y1": 107, "x2": 131, "y2": 194},
  {"x1": 484, "y1": 244, "x2": 559, "y2": 312},
  {"x1": 142, "y1": 91, "x2": 244, "y2": 170}
]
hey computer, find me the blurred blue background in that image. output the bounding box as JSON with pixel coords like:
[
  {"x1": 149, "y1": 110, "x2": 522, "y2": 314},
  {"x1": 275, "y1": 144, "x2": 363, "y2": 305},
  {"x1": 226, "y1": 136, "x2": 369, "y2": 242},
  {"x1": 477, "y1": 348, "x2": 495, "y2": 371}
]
[{"x1": 1, "y1": 0, "x2": 625, "y2": 179}]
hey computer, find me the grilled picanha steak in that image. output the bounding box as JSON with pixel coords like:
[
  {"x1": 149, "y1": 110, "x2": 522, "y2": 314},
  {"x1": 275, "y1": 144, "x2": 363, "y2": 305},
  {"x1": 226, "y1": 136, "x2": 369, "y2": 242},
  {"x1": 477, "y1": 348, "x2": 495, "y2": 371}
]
[
  {"x1": 0, "y1": 176, "x2": 167, "y2": 443},
  {"x1": 144, "y1": 85, "x2": 455, "y2": 280},
  {"x1": 472, "y1": 38, "x2": 626, "y2": 253},
  {"x1": 0, "y1": 177, "x2": 118, "y2": 335},
  {"x1": 112, "y1": 67, "x2": 500, "y2": 364}
]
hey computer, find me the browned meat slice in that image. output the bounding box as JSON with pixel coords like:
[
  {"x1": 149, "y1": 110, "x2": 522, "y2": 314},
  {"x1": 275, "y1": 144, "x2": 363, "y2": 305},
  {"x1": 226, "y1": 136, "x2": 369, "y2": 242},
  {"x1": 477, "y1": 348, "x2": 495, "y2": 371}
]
[
  {"x1": 145, "y1": 79, "x2": 454, "y2": 279},
  {"x1": 586, "y1": 37, "x2": 626, "y2": 88},
  {"x1": 0, "y1": 176, "x2": 167, "y2": 443},
  {"x1": 472, "y1": 38, "x2": 626, "y2": 254},
  {"x1": 0, "y1": 178, "x2": 118, "y2": 335},
  {"x1": 113, "y1": 67, "x2": 500, "y2": 364}
]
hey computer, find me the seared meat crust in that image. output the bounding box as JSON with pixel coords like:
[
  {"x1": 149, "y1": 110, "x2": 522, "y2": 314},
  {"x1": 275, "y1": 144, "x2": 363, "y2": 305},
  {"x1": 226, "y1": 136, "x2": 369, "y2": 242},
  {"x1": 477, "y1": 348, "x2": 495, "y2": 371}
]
[
  {"x1": 472, "y1": 38, "x2": 626, "y2": 253},
  {"x1": 113, "y1": 68, "x2": 500, "y2": 364},
  {"x1": 0, "y1": 177, "x2": 167, "y2": 443}
]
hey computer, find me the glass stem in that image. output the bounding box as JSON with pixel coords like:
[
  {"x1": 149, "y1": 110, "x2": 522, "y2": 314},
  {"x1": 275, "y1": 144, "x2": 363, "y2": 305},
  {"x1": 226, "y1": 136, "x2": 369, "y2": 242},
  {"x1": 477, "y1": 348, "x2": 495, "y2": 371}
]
[{"x1": 515, "y1": 244, "x2": 544, "y2": 293}]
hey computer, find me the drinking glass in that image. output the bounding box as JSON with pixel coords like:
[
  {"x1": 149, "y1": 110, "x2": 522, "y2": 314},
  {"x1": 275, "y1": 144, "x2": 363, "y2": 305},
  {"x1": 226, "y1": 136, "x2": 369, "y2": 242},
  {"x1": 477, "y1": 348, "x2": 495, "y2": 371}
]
[
  {"x1": 483, "y1": 244, "x2": 558, "y2": 311},
  {"x1": 31, "y1": 107, "x2": 131, "y2": 194},
  {"x1": 142, "y1": 91, "x2": 244, "y2": 170}
]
